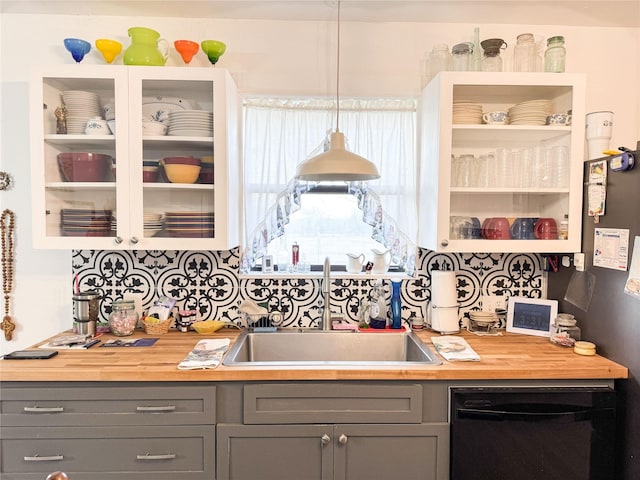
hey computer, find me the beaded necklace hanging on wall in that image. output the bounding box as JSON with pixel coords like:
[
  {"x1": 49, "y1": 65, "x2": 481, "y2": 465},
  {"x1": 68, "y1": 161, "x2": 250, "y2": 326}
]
[{"x1": 1, "y1": 209, "x2": 16, "y2": 340}]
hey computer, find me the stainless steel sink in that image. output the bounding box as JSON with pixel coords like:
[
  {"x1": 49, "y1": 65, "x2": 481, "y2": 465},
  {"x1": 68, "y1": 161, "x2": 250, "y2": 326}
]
[{"x1": 222, "y1": 330, "x2": 441, "y2": 366}]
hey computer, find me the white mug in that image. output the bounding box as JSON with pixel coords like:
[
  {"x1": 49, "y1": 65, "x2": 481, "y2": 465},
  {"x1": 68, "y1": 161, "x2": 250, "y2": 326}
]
[{"x1": 346, "y1": 253, "x2": 365, "y2": 274}]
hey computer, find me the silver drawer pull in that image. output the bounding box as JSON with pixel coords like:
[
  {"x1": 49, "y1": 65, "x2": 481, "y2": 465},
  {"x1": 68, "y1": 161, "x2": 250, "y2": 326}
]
[
  {"x1": 23, "y1": 406, "x2": 64, "y2": 413},
  {"x1": 136, "y1": 453, "x2": 176, "y2": 461},
  {"x1": 24, "y1": 454, "x2": 64, "y2": 462},
  {"x1": 136, "y1": 405, "x2": 176, "y2": 412}
]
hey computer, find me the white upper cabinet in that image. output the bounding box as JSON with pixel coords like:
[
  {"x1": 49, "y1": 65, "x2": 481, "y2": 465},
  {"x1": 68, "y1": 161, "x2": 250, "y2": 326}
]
[
  {"x1": 418, "y1": 72, "x2": 586, "y2": 253},
  {"x1": 30, "y1": 65, "x2": 241, "y2": 250}
]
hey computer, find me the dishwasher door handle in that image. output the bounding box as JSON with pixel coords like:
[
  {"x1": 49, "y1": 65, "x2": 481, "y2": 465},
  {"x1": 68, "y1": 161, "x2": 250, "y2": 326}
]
[{"x1": 457, "y1": 406, "x2": 615, "y2": 423}]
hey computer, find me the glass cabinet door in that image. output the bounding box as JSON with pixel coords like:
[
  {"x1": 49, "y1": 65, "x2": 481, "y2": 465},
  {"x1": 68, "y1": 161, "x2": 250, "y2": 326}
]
[
  {"x1": 31, "y1": 66, "x2": 129, "y2": 249},
  {"x1": 127, "y1": 67, "x2": 239, "y2": 251}
]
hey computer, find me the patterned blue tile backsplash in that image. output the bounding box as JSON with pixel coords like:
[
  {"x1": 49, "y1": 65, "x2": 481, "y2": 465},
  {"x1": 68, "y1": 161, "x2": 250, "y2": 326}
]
[{"x1": 73, "y1": 248, "x2": 544, "y2": 329}]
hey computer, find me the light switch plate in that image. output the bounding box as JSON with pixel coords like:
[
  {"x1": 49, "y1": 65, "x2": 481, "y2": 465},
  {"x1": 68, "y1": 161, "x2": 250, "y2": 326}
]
[{"x1": 482, "y1": 295, "x2": 508, "y2": 312}]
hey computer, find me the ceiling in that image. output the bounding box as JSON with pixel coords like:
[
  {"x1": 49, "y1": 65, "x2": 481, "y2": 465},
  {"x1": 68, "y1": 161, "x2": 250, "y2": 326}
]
[{"x1": 1, "y1": 0, "x2": 639, "y2": 27}]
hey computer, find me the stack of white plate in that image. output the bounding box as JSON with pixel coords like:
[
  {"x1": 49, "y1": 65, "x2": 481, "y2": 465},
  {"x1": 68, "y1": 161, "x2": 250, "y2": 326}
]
[
  {"x1": 143, "y1": 212, "x2": 163, "y2": 237},
  {"x1": 452, "y1": 102, "x2": 483, "y2": 124},
  {"x1": 62, "y1": 90, "x2": 102, "y2": 134},
  {"x1": 164, "y1": 211, "x2": 214, "y2": 238},
  {"x1": 508, "y1": 99, "x2": 553, "y2": 125},
  {"x1": 167, "y1": 110, "x2": 213, "y2": 137},
  {"x1": 142, "y1": 96, "x2": 194, "y2": 125}
]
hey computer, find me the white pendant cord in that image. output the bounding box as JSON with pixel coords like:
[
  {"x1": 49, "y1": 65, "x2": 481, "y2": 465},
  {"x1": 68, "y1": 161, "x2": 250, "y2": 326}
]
[{"x1": 335, "y1": 0, "x2": 341, "y2": 132}]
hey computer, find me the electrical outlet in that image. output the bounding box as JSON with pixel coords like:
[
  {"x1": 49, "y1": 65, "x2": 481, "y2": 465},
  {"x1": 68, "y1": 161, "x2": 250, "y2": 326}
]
[{"x1": 481, "y1": 295, "x2": 508, "y2": 312}]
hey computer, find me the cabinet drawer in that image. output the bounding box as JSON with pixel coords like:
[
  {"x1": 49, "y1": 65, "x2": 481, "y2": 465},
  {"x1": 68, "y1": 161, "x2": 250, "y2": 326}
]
[
  {"x1": 244, "y1": 383, "x2": 423, "y2": 424},
  {"x1": 0, "y1": 384, "x2": 216, "y2": 426},
  {"x1": 0, "y1": 425, "x2": 214, "y2": 479}
]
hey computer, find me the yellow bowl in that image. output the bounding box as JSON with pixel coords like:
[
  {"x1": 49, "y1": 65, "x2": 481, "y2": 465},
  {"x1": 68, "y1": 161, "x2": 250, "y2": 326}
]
[
  {"x1": 162, "y1": 162, "x2": 201, "y2": 184},
  {"x1": 192, "y1": 320, "x2": 226, "y2": 334}
]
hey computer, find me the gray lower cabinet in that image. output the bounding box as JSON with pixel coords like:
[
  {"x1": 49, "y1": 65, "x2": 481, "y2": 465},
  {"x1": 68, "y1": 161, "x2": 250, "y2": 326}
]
[
  {"x1": 0, "y1": 382, "x2": 216, "y2": 479},
  {"x1": 216, "y1": 422, "x2": 449, "y2": 480}
]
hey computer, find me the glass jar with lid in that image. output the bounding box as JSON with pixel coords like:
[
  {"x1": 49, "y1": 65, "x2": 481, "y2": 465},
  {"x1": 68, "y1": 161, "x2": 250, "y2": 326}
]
[
  {"x1": 513, "y1": 33, "x2": 538, "y2": 72},
  {"x1": 428, "y1": 43, "x2": 452, "y2": 80},
  {"x1": 480, "y1": 38, "x2": 506, "y2": 72},
  {"x1": 550, "y1": 313, "x2": 581, "y2": 347},
  {"x1": 108, "y1": 300, "x2": 139, "y2": 336},
  {"x1": 544, "y1": 36, "x2": 566, "y2": 72},
  {"x1": 451, "y1": 42, "x2": 473, "y2": 71}
]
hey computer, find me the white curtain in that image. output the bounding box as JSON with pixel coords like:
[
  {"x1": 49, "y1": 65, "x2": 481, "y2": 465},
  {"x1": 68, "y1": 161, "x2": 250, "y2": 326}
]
[{"x1": 242, "y1": 96, "x2": 418, "y2": 262}]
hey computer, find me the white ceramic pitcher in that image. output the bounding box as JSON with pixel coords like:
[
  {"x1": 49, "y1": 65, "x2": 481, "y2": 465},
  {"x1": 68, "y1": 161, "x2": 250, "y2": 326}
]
[
  {"x1": 346, "y1": 253, "x2": 365, "y2": 274},
  {"x1": 371, "y1": 248, "x2": 391, "y2": 274}
]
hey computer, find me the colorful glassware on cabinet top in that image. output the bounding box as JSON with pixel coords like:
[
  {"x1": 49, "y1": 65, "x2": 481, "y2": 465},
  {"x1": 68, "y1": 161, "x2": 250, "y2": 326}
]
[
  {"x1": 174, "y1": 40, "x2": 199, "y2": 65},
  {"x1": 64, "y1": 38, "x2": 91, "y2": 63},
  {"x1": 201, "y1": 39, "x2": 226, "y2": 65},
  {"x1": 95, "y1": 38, "x2": 122, "y2": 64},
  {"x1": 123, "y1": 27, "x2": 169, "y2": 66}
]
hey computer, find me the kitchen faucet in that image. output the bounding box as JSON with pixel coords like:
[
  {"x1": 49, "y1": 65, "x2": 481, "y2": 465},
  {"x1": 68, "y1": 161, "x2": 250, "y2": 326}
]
[{"x1": 320, "y1": 256, "x2": 332, "y2": 330}]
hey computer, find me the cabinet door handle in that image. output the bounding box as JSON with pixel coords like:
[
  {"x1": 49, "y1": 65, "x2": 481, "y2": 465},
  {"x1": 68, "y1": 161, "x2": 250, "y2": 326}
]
[
  {"x1": 130, "y1": 236, "x2": 139, "y2": 244},
  {"x1": 114, "y1": 236, "x2": 123, "y2": 244},
  {"x1": 136, "y1": 405, "x2": 176, "y2": 412},
  {"x1": 136, "y1": 453, "x2": 176, "y2": 461},
  {"x1": 24, "y1": 454, "x2": 64, "y2": 462},
  {"x1": 440, "y1": 239, "x2": 449, "y2": 247},
  {"x1": 338, "y1": 434, "x2": 348, "y2": 445},
  {"x1": 321, "y1": 434, "x2": 331, "y2": 446},
  {"x1": 23, "y1": 406, "x2": 64, "y2": 413}
]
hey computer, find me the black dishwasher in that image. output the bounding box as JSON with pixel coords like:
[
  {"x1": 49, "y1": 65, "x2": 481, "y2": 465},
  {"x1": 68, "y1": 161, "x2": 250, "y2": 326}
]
[{"x1": 451, "y1": 387, "x2": 616, "y2": 480}]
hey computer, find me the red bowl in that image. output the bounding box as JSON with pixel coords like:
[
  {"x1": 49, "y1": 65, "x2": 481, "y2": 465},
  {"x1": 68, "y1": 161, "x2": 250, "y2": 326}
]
[
  {"x1": 198, "y1": 168, "x2": 214, "y2": 184},
  {"x1": 57, "y1": 152, "x2": 113, "y2": 182},
  {"x1": 163, "y1": 156, "x2": 201, "y2": 166}
]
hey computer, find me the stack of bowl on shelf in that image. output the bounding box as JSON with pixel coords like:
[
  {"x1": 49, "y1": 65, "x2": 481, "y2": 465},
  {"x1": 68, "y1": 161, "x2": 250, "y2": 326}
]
[
  {"x1": 160, "y1": 156, "x2": 201, "y2": 184},
  {"x1": 62, "y1": 90, "x2": 103, "y2": 134},
  {"x1": 142, "y1": 160, "x2": 160, "y2": 182},
  {"x1": 199, "y1": 155, "x2": 214, "y2": 184},
  {"x1": 57, "y1": 152, "x2": 113, "y2": 182}
]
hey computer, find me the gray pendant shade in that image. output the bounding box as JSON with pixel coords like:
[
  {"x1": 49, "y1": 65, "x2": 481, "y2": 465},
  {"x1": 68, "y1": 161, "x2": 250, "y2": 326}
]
[{"x1": 295, "y1": 131, "x2": 380, "y2": 181}]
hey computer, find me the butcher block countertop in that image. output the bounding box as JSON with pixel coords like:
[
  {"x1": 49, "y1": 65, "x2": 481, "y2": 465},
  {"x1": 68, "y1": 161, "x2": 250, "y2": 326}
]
[{"x1": 0, "y1": 329, "x2": 628, "y2": 382}]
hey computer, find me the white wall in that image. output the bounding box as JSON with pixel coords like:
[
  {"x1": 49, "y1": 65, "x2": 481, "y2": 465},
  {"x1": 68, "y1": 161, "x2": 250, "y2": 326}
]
[{"x1": 1, "y1": 12, "x2": 638, "y2": 352}]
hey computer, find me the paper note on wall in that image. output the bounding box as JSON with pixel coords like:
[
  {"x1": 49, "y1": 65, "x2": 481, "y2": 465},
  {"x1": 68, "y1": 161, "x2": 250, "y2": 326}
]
[
  {"x1": 624, "y1": 236, "x2": 640, "y2": 300},
  {"x1": 593, "y1": 228, "x2": 629, "y2": 271}
]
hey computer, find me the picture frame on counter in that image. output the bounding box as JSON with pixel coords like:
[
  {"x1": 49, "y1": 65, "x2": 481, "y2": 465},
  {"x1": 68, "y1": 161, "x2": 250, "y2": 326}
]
[{"x1": 506, "y1": 297, "x2": 558, "y2": 337}]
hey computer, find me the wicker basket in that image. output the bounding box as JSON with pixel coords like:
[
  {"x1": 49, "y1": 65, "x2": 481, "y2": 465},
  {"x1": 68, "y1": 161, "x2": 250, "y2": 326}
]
[{"x1": 142, "y1": 317, "x2": 172, "y2": 335}]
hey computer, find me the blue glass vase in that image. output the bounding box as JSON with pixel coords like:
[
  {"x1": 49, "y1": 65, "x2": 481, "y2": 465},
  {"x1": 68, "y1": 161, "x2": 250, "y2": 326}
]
[{"x1": 391, "y1": 280, "x2": 402, "y2": 329}]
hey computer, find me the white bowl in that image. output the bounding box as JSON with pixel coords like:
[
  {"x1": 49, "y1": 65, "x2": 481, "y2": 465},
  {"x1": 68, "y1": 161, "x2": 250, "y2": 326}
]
[{"x1": 142, "y1": 120, "x2": 167, "y2": 136}]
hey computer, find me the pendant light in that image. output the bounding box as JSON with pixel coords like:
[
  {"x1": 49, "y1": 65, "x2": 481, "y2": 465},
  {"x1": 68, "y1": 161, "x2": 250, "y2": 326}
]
[{"x1": 296, "y1": 1, "x2": 380, "y2": 181}]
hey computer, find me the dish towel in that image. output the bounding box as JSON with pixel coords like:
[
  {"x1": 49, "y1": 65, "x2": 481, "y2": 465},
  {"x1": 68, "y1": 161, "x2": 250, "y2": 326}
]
[
  {"x1": 177, "y1": 338, "x2": 231, "y2": 370},
  {"x1": 431, "y1": 336, "x2": 480, "y2": 362}
]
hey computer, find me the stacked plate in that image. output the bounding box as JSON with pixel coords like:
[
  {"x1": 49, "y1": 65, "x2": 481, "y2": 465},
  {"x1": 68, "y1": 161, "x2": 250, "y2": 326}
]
[
  {"x1": 167, "y1": 110, "x2": 213, "y2": 137},
  {"x1": 143, "y1": 212, "x2": 163, "y2": 237},
  {"x1": 508, "y1": 99, "x2": 553, "y2": 125},
  {"x1": 62, "y1": 90, "x2": 102, "y2": 134},
  {"x1": 469, "y1": 310, "x2": 498, "y2": 329},
  {"x1": 60, "y1": 208, "x2": 112, "y2": 237},
  {"x1": 452, "y1": 101, "x2": 483, "y2": 124},
  {"x1": 164, "y1": 211, "x2": 214, "y2": 238}
]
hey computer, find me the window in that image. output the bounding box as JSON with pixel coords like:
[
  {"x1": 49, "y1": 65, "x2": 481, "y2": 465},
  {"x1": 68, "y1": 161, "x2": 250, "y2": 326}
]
[{"x1": 241, "y1": 97, "x2": 417, "y2": 272}]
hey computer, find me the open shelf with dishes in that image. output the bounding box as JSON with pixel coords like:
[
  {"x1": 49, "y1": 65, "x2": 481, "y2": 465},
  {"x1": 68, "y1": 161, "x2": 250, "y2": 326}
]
[
  {"x1": 418, "y1": 72, "x2": 586, "y2": 253},
  {"x1": 30, "y1": 65, "x2": 240, "y2": 250}
]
